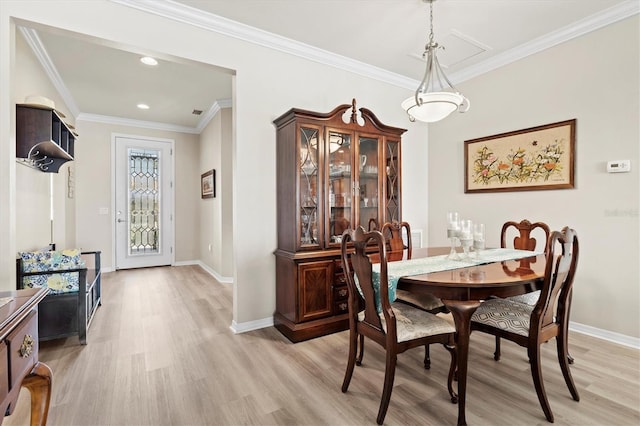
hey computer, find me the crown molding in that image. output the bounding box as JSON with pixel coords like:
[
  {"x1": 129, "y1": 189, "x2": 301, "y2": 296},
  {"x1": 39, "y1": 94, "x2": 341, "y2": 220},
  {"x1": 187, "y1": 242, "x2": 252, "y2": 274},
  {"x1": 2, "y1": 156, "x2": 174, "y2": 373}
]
[
  {"x1": 20, "y1": 24, "x2": 231, "y2": 134},
  {"x1": 111, "y1": 0, "x2": 416, "y2": 89},
  {"x1": 196, "y1": 98, "x2": 232, "y2": 133},
  {"x1": 113, "y1": 0, "x2": 639, "y2": 90},
  {"x1": 77, "y1": 112, "x2": 200, "y2": 133},
  {"x1": 23, "y1": 0, "x2": 639, "y2": 131},
  {"x1": 449, "y1": 1, "x2": 640, "y2": 84},
  {"x1": 18, "y1": 27, "x2": 81, "y2": 117},
  {"x1": 77, "y1": 98, "x2": 231, "y2": 132}
]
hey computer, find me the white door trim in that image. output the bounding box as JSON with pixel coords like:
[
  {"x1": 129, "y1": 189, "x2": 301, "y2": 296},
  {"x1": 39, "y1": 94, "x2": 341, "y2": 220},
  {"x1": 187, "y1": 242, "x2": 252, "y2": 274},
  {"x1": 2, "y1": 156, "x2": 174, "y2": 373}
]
[{"x1": 111, "y1": 133, "x2": 175, "y2": 269}]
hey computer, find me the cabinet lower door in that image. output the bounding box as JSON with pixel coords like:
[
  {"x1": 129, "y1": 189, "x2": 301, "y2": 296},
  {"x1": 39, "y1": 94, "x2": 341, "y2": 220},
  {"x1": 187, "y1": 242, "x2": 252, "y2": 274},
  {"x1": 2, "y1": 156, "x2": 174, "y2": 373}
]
[{"x1": 298, "y1": 260, "x2": 333, "y2": 322}]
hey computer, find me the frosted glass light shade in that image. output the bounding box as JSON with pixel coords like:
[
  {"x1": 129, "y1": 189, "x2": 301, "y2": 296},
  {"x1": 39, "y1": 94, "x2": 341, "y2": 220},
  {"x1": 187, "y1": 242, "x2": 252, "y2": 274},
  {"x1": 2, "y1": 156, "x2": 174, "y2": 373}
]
[{"x1": 401, "y1": 91, "x2": 469, "y2": 123}]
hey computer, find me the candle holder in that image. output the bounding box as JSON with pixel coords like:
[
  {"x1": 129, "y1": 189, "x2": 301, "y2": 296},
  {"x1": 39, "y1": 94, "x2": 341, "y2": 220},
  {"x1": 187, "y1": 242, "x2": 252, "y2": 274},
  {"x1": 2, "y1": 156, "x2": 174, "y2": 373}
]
[
  {"x1": 459, "y1": 219, "x2": 473, "y2": 259},
  {"x1": 446, "y1": 212, "x2": 461, "y2": 260},
  {"x1": 473, "y1": 223, "x2": 485, "y2": 260}
]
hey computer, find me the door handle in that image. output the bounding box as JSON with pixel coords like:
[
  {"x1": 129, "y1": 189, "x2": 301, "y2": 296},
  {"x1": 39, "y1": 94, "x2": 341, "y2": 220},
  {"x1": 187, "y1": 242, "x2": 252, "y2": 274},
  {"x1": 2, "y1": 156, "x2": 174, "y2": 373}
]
[{"x1": 117, "y1": 218, "x2": 127, "y2": 223}]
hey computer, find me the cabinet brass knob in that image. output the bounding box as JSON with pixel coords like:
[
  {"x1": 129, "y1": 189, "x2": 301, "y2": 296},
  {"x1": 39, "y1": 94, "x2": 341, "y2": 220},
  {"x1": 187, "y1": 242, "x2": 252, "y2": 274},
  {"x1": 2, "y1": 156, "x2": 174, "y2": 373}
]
[{"x1": 19, "y1": 334, "x2": 34, "y2": 358}]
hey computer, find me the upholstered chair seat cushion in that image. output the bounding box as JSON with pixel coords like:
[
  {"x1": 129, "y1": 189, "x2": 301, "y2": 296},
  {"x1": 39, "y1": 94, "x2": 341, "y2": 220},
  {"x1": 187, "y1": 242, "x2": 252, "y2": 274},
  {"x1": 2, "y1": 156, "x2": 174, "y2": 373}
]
[
  {"x1": 506, "y1": 290, "x2": 541, "y2": 306},
  {"x1": 358, "y1": 302, "x2": 455, "y2": 342},
  {"x1": 394, "y1": 289, "x2": 445, "y2": 311},
  {"x1": 471, "y1": 298, "x2": 533, "y2": 337}
]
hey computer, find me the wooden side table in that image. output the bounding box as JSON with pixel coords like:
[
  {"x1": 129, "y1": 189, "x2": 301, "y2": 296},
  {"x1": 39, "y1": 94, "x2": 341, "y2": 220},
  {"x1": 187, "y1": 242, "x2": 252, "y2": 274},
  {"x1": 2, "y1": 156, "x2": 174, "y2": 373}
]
[{"x1": 0, "y1": 288, "x2": 51, "y2": 426}]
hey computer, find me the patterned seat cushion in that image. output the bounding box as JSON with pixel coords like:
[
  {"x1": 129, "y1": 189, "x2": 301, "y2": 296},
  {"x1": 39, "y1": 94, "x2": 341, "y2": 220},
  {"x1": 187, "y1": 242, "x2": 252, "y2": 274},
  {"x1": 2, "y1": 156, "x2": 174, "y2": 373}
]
[
  {"x1": 506, "y1": 290, "x2": 541, "y2": 306},
  {"x1": 358, "y1": 302, "x2": 455, "y2": 342},
  {"x1": 19, "y1": 249, "x2": 85, "y2": 294},
  {"x1": 471, "y1": 298, "x2": 533, "y2": 337},
  {"x1": 394, "y1": 289, "x2": 445, "y2": 312}
]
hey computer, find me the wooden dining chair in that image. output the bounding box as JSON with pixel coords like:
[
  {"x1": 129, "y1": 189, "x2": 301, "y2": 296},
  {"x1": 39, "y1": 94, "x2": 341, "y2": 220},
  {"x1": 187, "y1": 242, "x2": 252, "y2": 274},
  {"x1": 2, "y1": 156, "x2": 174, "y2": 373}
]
[
  {"x1": 340, "y1": 226, "x2": 457, "y2": 425},
  {"x1": 471, "y1": 227, "x2": 580, "y2": 423},
  {"x1": 495, "y1": 219, "x2": 551, "y2": 360},
  {"x1": 381, "y1": 221, "x2": 448, "y2": 369}
]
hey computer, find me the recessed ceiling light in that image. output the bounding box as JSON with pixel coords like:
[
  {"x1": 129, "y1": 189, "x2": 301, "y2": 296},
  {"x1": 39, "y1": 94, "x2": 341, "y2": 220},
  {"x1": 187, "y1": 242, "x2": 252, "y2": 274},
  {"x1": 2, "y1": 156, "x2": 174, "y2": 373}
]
[
  {"x1": 140, "y1": 56, "x2": 158, "y2": 66},
  {"x1": 137, "y1": 103, "x2": 150, "y2": 110}
]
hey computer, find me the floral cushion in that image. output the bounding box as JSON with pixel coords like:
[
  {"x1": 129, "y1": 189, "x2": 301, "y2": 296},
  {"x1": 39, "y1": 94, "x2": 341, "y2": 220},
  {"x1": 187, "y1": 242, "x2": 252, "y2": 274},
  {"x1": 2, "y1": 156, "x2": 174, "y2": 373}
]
[{"x1": 19, "y1": 249, "x2": 85, "y2": 294}]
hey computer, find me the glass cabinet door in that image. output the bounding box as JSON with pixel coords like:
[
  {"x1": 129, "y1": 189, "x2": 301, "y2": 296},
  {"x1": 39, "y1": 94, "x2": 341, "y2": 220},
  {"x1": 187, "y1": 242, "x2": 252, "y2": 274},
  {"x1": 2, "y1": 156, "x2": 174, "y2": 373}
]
[
  {"x1": 300, "y1": 127, "x2": 320, "y2": 247},
  {"x1": 327, "y1": 130, "x2": 352, "y2": 245},
  {"x1": 385, "y1": 140, "x2": 401, "y2": 222},
  {"x1": 358, "y1": 136, "x2": 380, "y2": 229}
]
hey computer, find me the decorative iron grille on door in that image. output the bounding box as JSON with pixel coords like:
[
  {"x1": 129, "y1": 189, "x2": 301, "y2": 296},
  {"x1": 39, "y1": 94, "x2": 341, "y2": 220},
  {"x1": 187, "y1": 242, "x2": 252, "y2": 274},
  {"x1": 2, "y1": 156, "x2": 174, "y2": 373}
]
[{"x1": 128, "y1": 149, "x2": 160, "y2": 254}]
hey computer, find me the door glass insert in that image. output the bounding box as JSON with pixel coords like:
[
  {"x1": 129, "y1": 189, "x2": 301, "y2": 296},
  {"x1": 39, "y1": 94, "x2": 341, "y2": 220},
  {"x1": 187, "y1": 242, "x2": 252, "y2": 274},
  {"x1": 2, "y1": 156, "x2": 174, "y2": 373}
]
[
  {"x1": 128, "y1": 148, "x2": 160, "y2": 254},
  {"x1": 358, "y1": 136, "x2": 379, "y2": 228},
  {"x1": 328, "y1": 131, "x2": 352, "y2": 244},
  {"x1": 300, "y1": 127, "x2": 319, "y2": 246}
]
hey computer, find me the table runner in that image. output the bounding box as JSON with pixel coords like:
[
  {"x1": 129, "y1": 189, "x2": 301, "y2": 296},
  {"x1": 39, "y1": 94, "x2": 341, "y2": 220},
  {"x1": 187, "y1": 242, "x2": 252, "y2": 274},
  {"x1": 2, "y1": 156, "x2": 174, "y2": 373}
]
[{"x1": 366, "y1": 248, "x2": 542, "y2": 312}]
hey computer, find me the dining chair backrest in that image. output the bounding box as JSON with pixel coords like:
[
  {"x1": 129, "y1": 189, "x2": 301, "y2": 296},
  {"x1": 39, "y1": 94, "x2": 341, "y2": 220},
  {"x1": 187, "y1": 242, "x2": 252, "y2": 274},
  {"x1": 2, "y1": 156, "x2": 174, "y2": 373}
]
[
  {"x1": 340, "y1": 226, "x2": 458, "y2": 425},
  {"x1": 533, "y1": 227, "x2": 579, "y2": 336},
  {"x1": 341, "y1": 227, "x2": 389, "y2": 337},
  {"x1": 501, "y1": 219, "x2": 551, "y2": 252},
  {"x1": 381, "y1": 221, "x2": 412, "y2": 261}
]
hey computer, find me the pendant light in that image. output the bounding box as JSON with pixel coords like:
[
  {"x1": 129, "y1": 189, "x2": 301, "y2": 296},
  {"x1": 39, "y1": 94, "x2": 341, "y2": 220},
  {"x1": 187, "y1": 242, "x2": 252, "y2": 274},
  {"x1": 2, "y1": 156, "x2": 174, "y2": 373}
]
[{"x1": 402, "y1": 0, "x2": 470, "y2": 123}]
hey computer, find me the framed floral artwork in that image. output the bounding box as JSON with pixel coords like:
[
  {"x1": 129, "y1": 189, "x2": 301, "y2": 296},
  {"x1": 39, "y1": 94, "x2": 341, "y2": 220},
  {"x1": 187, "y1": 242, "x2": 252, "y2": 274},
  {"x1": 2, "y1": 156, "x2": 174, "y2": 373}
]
[
  {"x1": 201, "y1": 169, "x2": 215, "y2": 198},
  {"x1": 464, "y1": 119, "x2": 576, "y2": 193}
]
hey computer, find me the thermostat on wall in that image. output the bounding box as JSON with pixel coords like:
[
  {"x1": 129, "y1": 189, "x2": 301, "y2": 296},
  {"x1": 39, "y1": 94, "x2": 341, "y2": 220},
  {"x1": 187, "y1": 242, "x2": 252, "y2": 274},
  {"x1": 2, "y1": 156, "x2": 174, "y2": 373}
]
[{"x1": 607, "y1": 160, "x2": 631, "y2": 173}]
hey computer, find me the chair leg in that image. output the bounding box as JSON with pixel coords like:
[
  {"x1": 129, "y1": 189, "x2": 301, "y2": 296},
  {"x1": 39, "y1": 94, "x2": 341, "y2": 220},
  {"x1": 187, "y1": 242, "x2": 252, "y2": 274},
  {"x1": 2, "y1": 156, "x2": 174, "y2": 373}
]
[
  {"x1": 557, "y1": 333, "x2": 580, "y2": 401},
  {"x1": 529, "y1": 345, "x2": 554, "y2": 423},
  {"x1": 342, "y1": 328, "x2": 358, "y2": 393},
  {"x1": 494, "y1": 336, "x2": 501, "y2": 361},
  {"x1": 443, "y1": 343, "x2": 458, "y2": 404},
  {"x1": 356, "y1": 333, "x2": 365, "y2": 366},
  {"x1": 423, "y1": 344, "x2": 431, "y2": 369},
  {"x1": 376, "y1": 351, "x2": 398, "y2": 425}
]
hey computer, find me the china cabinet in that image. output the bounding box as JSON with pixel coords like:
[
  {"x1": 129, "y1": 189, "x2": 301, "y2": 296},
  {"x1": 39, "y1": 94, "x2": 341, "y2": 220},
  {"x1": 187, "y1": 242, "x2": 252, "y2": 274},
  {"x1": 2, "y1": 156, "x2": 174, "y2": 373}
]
[{"x1": 273, "y1": 99, "x2": 405, "y2": 342}]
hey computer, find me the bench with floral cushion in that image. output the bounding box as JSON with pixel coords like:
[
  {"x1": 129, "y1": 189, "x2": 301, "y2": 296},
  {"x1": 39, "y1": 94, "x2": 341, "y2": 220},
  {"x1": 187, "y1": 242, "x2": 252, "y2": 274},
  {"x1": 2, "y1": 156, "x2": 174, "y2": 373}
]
[{"x1": 16, "y1": 248, "x2": 101, "y2": 345}]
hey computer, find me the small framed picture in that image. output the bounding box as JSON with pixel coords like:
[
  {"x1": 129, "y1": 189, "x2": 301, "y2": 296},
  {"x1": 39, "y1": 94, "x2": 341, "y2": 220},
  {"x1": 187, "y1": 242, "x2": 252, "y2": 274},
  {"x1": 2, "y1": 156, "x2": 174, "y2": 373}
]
[{"x1": 201, "y1": 169, "x2": 215, "y2": 199}]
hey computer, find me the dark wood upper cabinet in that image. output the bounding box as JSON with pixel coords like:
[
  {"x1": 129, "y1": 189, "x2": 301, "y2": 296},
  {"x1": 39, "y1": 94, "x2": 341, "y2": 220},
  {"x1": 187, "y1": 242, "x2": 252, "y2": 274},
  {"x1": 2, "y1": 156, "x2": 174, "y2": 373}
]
[{"x1": 16, "y1": 105, "x2": 77, "y2": 173}]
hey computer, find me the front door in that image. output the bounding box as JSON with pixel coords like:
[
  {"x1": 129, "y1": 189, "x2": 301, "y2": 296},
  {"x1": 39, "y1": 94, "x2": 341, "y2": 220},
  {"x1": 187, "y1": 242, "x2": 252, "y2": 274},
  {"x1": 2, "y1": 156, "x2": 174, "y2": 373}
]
[{"x1": 113, "y1": 135, "x2": 174, "y2": 269}]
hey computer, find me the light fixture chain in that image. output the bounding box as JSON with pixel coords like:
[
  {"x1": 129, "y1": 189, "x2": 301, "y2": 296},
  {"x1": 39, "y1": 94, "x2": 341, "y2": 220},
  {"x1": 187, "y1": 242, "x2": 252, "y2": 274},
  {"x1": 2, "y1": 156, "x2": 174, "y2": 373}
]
[{"x1": 429, "y1": 0, "x2": 434, "y2": 46}]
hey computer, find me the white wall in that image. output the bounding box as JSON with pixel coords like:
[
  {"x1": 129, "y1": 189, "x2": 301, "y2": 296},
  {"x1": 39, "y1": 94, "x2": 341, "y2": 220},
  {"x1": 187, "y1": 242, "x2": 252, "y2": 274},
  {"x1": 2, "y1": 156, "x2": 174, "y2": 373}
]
[
  {"x1": 1, "y1": 1, "x2": 429, "y2": 329},
  {"x1": 3, "y1": 1, "x2": 636, "y2": 340},
  {"x1": 13, "y1": 28, "x2": 75, "y2": 254},
  {"x1": 198, "y1": 105, "x2": 233, "y2": 280},
  {"x1": 428, "y1": 16, "x2": 640, "y2": 338},
  {"x1": 73, "y1": 120, "x2": 200, "y2": 268}
]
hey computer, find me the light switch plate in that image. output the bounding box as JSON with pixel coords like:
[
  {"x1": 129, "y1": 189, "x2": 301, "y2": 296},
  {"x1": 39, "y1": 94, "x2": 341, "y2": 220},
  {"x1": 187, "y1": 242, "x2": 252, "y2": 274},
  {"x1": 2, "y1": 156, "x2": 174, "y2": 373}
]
[{"x1": 607, "y1": 160, "x2": 631, "y2": 173}]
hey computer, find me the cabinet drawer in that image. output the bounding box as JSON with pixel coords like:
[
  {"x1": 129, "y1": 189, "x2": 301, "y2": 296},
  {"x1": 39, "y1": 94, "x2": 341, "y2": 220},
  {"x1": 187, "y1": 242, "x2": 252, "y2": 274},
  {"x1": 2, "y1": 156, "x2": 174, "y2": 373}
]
[
  {"x1": 334, "y1": 299, "x2": 349, "y2": 315},
  {"x1": 6, "y1": 310, "x2": 38, "y2": 389},
  {"x1": 0, "y1": 342, "x2": 7, "y2": 403},
  {"x1": 333, "y1": 285, "x2": 349, "y2": 301}
]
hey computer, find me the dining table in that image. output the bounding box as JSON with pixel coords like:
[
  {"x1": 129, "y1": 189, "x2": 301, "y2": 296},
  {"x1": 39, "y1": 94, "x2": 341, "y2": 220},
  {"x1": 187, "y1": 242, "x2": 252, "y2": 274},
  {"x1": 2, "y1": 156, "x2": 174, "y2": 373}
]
[{"x1": 387, "y1": 247, "x2": 547, "y2": 425}]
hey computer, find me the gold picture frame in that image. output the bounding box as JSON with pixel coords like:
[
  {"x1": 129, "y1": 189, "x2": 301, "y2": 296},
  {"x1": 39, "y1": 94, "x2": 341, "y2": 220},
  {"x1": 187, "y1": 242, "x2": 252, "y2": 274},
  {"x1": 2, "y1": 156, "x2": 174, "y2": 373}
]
[
  {"x1": 201, "y1": 169, "x2": 215, "y2": 199},
  {"x1": 464, "y1": 119, "x2": 576, "y2": 193}
]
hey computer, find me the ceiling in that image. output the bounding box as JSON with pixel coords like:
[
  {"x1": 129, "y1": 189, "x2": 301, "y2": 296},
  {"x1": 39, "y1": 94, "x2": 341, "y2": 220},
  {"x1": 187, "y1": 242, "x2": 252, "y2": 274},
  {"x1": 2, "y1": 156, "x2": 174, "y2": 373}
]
[{"x1": 19, "y1": 0, "x2": 637, "y2": 132}]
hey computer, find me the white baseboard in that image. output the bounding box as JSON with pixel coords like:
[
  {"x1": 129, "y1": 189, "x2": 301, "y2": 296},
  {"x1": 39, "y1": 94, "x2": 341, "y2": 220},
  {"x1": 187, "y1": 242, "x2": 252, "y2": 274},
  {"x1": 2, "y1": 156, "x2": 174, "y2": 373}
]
[
  {"x1": 569, "y1": 321, "x2": 639, "y2": 349},
  {"x1": 173, "y1": 260, "x2": 233, "y2": 284},
  {"x1": 230, "y1": 317, "x2": 274, "y2": 334}
]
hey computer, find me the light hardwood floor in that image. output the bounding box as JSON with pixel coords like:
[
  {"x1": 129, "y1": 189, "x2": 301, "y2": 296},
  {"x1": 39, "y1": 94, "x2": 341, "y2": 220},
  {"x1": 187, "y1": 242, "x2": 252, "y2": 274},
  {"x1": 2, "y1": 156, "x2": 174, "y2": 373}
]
[{"x1": 5, "y1": 265, "x2": 640, "y2": 425}]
